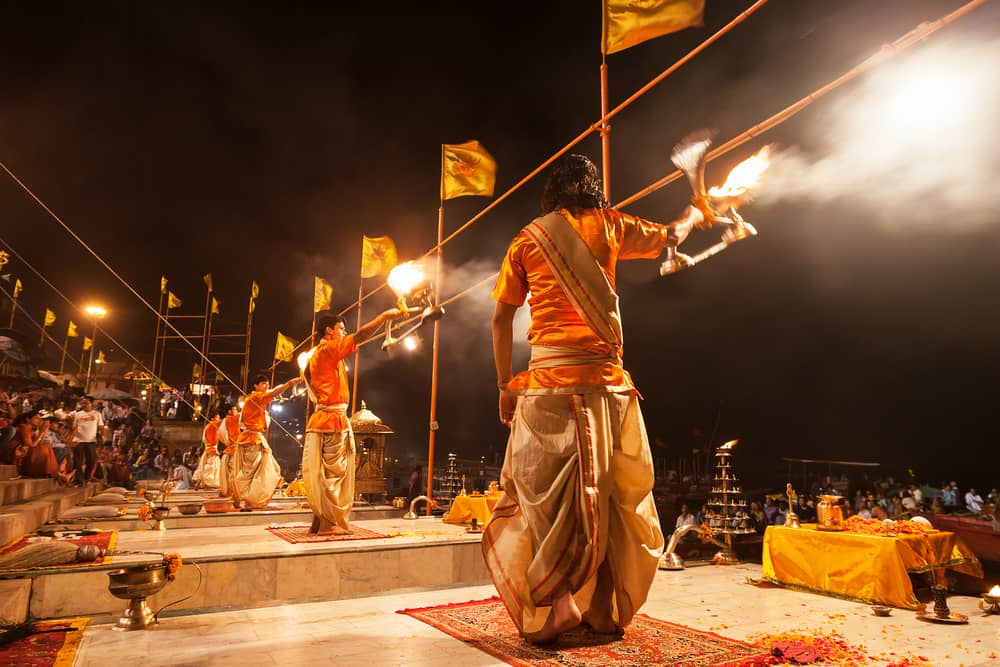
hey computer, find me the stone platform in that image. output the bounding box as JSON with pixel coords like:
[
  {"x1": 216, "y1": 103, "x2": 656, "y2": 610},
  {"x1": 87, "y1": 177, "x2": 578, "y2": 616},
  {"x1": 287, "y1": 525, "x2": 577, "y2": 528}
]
[{"x1": 2, "y1": 516, "x2": 488, "y2": 621}]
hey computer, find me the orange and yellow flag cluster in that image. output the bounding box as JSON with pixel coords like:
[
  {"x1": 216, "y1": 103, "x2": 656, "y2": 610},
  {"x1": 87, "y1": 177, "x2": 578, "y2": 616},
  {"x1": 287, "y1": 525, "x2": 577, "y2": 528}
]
[
  {"x1": 602, "y1": 0, "x2": 704, "y2": 55},
  {"x1": 314, "y1": 277, "x2": 333, "y2": 312},
  {"x1": 361, "y1": 236, "x2": 398, "y2": 279},
  {"x1": 274, "y1": 331, "x2": 298, "y2": 363},
  {"x1": 441, "y1": 141, "x2": 497, "y2": 200}
]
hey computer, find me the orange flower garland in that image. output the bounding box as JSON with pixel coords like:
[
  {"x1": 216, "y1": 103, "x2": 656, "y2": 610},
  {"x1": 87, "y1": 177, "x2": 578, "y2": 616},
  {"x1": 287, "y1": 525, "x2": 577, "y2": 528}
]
[
  {"x1": 163, "y1": 553, "x2": 183, "y2": 581},
  {"x1": 137, "y1": 504, "x2": 154, "y2": 522},
  {"x1": 842, "y1": 515, "x2": 933, "y2": 537}
]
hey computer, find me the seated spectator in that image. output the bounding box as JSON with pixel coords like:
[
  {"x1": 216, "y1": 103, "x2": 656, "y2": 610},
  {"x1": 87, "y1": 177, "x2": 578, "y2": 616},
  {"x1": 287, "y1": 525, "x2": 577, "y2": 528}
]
[
  {"x1": 675, "y1": 503, "x2": 696, "y2": 531},
  {"x1": 796, "y1": 496, "x2": 816, "y2": 522},
  {"x1": 965, "y1": 488, "x2": 984, "y2": 514},
  {"x1": 18, "y1": 410, "x2": 58, "y2": 478},
  {"x1": 763, "y1": 497, "x2": 779, "y2": 525},
  {"x1": 750, "y1": 500, "x2": 767, "y2": 534},
  {"x1": 858, "y1": 502, "x2": 873, "y2": 519},
  {"x1": 171, "y1": 452, "x2": 193, "y2": 490}
]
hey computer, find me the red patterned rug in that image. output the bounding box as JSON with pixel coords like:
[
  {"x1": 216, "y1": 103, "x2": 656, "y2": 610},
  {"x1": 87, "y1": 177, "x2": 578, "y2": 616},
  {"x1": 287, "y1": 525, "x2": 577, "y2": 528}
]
[
  {"x1": 0, "y1": 532, "x2": 117, "y2": 572},
  {"x1": 266, "y1": 524, "x2": 387, "y2": 544},
  {"x1": 398, "y1": 597, "x2": 771, "y2": 667},
  {"x1": 0, "y1": 618, "x2": 89, "y2": 667}
]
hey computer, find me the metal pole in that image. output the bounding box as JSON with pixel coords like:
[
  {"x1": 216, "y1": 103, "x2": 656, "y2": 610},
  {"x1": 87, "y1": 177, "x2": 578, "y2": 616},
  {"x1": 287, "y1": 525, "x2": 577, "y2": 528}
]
[{"x1": 85, "y1": 320, "x2": 98, "y2": 393}]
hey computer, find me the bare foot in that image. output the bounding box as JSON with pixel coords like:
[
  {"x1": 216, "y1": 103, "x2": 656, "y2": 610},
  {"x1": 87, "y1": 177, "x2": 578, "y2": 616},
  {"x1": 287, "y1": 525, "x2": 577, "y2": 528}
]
[
  {"x1": 523, "y1": 591, "x2": 581, "y2": 644},
  {"x1": 312, "y1": 518, "x2": 351, "y2": 535},
  {"x1": 581, "y1": 611, "x2": 621, "y2": 635}
]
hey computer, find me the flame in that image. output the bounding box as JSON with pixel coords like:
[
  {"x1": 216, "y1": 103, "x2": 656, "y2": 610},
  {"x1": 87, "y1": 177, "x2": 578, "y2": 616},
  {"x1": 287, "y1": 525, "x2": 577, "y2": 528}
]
[
  {"x1": 402, "y1": 336, "x2": 418, "y2": 351},
  {"x1": 708, "y1": 145, "x2": 772, "y2": 200},
  {"x1": 297, "y1": 347, "x2": 315, "y2": 371},
  {"x1": 989, "y1": 585, "x2": 1000, "y2": 597},
  {"x1": 387, "y1": 261, "x2": 425, "y2": 297}
]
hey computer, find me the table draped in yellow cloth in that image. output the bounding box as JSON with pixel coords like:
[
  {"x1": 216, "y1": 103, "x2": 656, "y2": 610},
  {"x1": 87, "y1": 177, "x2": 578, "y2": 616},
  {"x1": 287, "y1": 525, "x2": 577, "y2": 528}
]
[
  {"x1": 762, "y1": 525, "x2": 983, "y2": 609},
  {"x1": 444, "y1": 494, "x2": 500, "y2": 526}
]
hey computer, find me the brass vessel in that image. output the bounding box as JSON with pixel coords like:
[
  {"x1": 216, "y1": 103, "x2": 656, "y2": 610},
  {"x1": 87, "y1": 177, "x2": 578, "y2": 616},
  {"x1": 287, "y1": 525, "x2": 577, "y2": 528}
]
[
  {"x1": 816, "y1": 494, "x2": 845, "y2": 531},
  {"x1": 107, "y1": 563, "x2": 170, "y2": 631}
]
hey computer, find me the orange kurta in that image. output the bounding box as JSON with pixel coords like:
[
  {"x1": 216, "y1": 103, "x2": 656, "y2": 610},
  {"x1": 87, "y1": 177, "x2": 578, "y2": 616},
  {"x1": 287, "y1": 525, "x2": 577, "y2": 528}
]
[
  {"x1": 221, "y1": 414, "x2": 240, "y2": 450},
  {"x1": 304, "y1": 333, "x2": 356, "y2": 433},
  {"x1": 203, "y1": 418, "x2": 220, "y2": 446},
  {"x1": 492, "y1": 207, "x2": 668, "y2": 393},
  {"x1": 236, "y1": 390, "x2": 272, "y2": 445}
]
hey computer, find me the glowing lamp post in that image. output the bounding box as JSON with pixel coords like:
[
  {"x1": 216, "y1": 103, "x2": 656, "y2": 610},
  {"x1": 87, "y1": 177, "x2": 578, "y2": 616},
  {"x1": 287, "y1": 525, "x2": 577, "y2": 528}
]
[{"x1": 84, "y1": 304, "x2": 107, "y2": 393}]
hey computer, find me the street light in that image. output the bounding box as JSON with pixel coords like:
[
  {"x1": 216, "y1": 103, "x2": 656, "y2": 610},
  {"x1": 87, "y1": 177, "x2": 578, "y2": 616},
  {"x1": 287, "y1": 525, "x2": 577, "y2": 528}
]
[{"x1": 84, "y1": 304, "x2": 107, "y2": 393}]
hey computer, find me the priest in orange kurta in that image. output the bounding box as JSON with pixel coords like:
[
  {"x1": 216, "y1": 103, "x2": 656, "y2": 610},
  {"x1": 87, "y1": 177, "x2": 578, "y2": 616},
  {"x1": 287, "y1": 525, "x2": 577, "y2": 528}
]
[
  {"x1": 300, "y1": 308, "x2": 403, "y2": 534},
  {"x1": 193, "y1": 411, "x2": 222, "y2": 489},
  {"x1": 223, "y1": 375, "x2": 300, "y2": 508},
  {"x1": 486, "y1": 154, "x2": 706, "y2": 644}
]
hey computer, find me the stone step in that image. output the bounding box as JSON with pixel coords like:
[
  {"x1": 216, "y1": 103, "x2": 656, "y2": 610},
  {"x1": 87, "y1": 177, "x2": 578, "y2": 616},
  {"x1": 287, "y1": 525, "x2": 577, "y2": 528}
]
[
  {"x1": 0, "y1": 483, "x2": 101, "y2": 548},
  {"x1": 0, "y1": 478, "x2": 56, "y2": 505},
  {"x1": 0, "y1": 465, "x2": 17, "y2": 481}
]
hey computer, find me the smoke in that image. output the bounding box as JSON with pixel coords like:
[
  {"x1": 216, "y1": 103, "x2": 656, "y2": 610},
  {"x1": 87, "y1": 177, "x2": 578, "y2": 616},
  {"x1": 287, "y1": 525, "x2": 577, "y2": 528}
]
[{"x1": 753, "y1": 36, "x2": 1000, "y2": 231}]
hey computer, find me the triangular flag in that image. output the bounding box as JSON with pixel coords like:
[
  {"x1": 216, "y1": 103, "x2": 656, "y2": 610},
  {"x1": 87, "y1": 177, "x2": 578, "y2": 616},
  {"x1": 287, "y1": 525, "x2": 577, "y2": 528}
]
[
  {"x1": 211, "y1": 297, "x2": 220, "y2": 315},
  {"x1": 203, "y1": 273, "x2": 213, "y2": 292},
  {"x1": 442, "y1": 141, "x2": 497, "y2": 200},
  {"x1": 44, "y1": 308, "x2": 56, "y2": 327},
  {"x1": 160, "y1": 276, "x2": 168, "y2": 294},
  {"x1": 360, "y1": 236, "x2": 399, "y2": 279},
  {"x1": 167, "y1": 292, "x2": 182, "y2": 309},
  {"x1": 314, "y1": 276, "x2": 334, "y2": 313},
  {"x1": 67, "y1": 321, "x2": 79, "y2": 337},
  {"x1": 83, "y1": 336, "x2": 93, "y2": 351},
  {"x1": 602, "y1": 0, "x2": 704, "y2": 55},
  {"x1": 274, "y1": 331, "x2": 298, "y2": 363},
  {"x1": 251, "y1": 281, "x2": 260, "y2": 299},
  {"x1": 12, "y1": 278, "x2": 22, "y2": 298}
]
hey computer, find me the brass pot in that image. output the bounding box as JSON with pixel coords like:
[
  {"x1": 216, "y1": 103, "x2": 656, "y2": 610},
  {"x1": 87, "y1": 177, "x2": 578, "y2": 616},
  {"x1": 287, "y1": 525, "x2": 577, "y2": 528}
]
[
  {"x1": 816, "y1": 495, "x2": 844, "y2": 531},
  {"x1": 107, "y1": 563, "x2": 170, "y2": 631}
]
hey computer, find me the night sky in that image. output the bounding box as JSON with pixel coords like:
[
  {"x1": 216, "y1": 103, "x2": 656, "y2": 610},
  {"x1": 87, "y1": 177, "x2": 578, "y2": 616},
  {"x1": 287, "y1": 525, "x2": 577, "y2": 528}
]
[{"x1": 2, "y1": 1, "x2": 998, "y2": 489}]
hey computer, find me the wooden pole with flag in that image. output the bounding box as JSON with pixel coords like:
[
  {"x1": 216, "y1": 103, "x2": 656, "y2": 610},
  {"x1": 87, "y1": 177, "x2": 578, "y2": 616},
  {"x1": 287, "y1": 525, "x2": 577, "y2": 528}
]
[
  {"x1": 41, "y1": 308, "x2": 55, "y2": 347},
  {"x1": 205, "y1": 296, "x2": 219, "y2": 387},
  {"x1": 159, "y1": 290, "x2": 182, "y2": 384},
  {"x1": 199, "y1": 274, "x2": 213, "y2": 386},
  {"x1": 311, "y1": 276, "x2": 333, "y2": 421},
  {"x1": 599, "y1": 0, "x2": 705, "y2": 198},
  {"x1": 242, "y1": 281, "x2": 258, "y2": 391},
  {"x1": 59, "y1": 320, "x2": 78, "y2": 373},
  {"x1": 7, "y1": 278, "x2": 21, "y2": 328},
  {"x1": 351, "y1": 245, "x2": 364, "y2": 416},
  {"x1": 149, "y1": 277, "x2": 167, "y2": 416}
]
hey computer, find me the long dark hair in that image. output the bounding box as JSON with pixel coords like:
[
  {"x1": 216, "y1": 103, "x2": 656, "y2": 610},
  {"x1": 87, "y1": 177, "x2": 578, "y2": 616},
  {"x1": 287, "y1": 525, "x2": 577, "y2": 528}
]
[{"x1": 540, "y1": 154, "x2": 608, "y2": 214}]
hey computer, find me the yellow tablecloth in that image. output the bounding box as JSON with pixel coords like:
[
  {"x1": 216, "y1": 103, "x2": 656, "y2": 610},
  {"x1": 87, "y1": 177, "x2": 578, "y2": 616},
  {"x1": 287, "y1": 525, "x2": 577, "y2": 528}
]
[
  {"x1": 443, "y1": 494, "x2": 499, "y2": 526},
  {"x1": 762, "y1": 525, "x2": 982, "y2": 609}
]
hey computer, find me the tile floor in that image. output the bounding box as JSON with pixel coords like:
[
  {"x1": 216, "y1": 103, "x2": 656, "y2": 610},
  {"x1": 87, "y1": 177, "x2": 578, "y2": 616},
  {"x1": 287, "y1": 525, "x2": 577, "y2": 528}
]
[{"x1": 74, "y1": 562, "x2": 1000, "y2": 666}]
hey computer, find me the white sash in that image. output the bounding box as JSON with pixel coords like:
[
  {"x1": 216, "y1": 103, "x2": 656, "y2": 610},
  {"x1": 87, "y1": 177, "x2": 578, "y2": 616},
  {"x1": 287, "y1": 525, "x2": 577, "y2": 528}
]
[{"x1": 522, "y1": 212, "x2": 623, "y2": 356}]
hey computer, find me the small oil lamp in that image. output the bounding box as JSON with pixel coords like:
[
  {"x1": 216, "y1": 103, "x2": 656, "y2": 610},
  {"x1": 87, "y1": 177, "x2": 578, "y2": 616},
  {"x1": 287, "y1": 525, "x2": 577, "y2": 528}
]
[
  {"x1": 982, "y1": 584, "x2": 1000, "y2": 614},
  {"x1": 382, "y1": 262, "x2": 445, "y2": 351},
  {"x1": 661, "y1": 132, "x2": 769, "y2": 276}
]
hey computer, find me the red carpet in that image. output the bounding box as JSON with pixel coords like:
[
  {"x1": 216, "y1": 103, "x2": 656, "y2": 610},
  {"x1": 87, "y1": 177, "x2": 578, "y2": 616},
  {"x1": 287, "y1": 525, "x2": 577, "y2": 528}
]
[
  {"x1": 0, "y1": 618, "x2": 89, "y2": 667},
  {"x1": 398, "y1": 597, "x2": 771, "y2": 666},
  {"x1": 266, "y1": 524, "x2": 387, "y2": 543},
  {"x1": 0, "y1": 531, "x2": 117, "y2": 572}
]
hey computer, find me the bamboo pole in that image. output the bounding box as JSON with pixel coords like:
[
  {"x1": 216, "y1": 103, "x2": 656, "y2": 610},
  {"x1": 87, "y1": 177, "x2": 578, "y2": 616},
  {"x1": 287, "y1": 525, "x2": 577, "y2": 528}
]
[
  {"x1": 351, "y1": 243, "x2": 364, "y2": 415},
  {"x1": 425, "y1": 195, "x2": 445, "y2": 514},
  {"x1": 600, "y1": 58, "x2": 611, "y2": 201}
]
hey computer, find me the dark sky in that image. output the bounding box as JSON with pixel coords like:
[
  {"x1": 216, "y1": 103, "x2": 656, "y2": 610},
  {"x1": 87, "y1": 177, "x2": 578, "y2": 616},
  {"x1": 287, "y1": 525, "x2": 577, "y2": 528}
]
[{"x1": 2, "y1": 1, "x2": 998, "y2": 488}]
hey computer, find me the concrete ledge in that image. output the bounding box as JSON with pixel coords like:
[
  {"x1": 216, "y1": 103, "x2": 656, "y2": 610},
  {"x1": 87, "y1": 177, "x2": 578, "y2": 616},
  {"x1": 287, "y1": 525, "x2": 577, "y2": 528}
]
[
  {"x1": 0, "y1": 483, "x2": 100, "y2": 547},
  {"x1": 23, "y1": 540, "x2": 489, "y2": 619},
  {"x1": 0, "y1": 465, "x2": 18, "y2": 481},
  {"x1": 0, "y1": 478, "x2": 55, "y2": 505},
  {"x1": 0, "y1": 579, "x2": 31, "y2": 624}
]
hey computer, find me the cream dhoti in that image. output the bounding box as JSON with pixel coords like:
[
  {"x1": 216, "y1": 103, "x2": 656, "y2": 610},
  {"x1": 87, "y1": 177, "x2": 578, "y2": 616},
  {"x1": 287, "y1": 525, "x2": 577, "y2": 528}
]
[
  {"x1": 228, "y1": 434, "x2": 281, "y2": 507},
  {"x1": 302, "y1": 403, "x2": 355, "y2": 530},
  {"x1": 193, "y1": 450, "x2": 220, "y2": 488},
  {"x1": 482, "y1": 348, "x2": 663, "y2": 636}
]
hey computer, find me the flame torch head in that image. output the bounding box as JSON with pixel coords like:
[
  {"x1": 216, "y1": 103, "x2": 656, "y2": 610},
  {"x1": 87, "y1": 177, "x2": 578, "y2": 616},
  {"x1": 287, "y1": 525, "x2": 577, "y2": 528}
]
[
  {"x1": 296, "y1": 348, "x2": 315, "y2": 371},
  {"x1": 708, "y1": 145, "x2": 772, "y2": 206},
  {"x1": 387, "y1": 262, "x2": 426, "y2": 299}
]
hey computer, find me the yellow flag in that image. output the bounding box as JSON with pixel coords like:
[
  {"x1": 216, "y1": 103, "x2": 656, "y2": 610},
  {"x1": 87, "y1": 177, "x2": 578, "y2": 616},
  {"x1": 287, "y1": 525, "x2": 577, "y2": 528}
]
[
  {"x1": 167, "y1": 291, "x2": 182, "y2": 309},
  {"x1": 251, "y1": 281, "x2": 260, "y2": 299},
  {"x1": 602, "y1": 0, "x2": 704, "y2": 54},
  {"x1": 360, "y1": 236, "x2": 399, "y2": 279},
  {"x1": 13, "y1": 279, "x2": 22, "y2": 298},
  {"x1": 160, "y1": 276, "x2": 168, "y2": 294},
  {"x1": 44, "y1": 308, "x2": 56, "y2": 327},
  {"x1": 274, "y1": 331, "x2": 298, "y2": 363},
  {"x1": 97, "y1": 350, "x2": 106, "y2": 364},
  {"x1": 211, "y1": 297, "x2": 220, "y2": 315},
  {"x1": 314, "y1": 276, "x2": 333, "y2": 312},
  {"x1": 193, "y1": 362, "x2": 202, "y2": 380},
  {"x1": 67, "y1": 321, "x2": 79, "y2": 337},
  {"x1": 83, "y1": 336, "x2": 93, "y2": 351},
  {"x1": 203, "y1": 273, "x2": 213, "y2": 292},
  {"x1": 442, "y1": 141, "x2": 497, "y2": 200}
]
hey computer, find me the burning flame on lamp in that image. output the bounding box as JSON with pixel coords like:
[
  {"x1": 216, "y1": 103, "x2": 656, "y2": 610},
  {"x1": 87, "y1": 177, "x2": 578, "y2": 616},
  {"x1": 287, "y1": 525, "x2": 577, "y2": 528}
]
[
  {"x1": 387, "y1": 262, "x2": 426, "y2": 301},
  {"x1": 709, "y1": 146, "x2": 772, "y2": 203},
  {"x1": 382, "y1": 261, "x2": 444, "y2": 352},
  {"x1": 297, "y1": 348, "x2": 315, "y2": 371}
]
